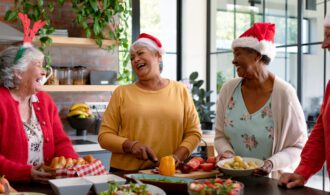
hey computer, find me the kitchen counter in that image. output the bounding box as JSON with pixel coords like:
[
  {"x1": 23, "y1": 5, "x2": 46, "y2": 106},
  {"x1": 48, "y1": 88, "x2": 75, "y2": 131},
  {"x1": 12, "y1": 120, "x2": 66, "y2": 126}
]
[
  {"x1": 11, "y1": 174, "x2": 328, "y2": 195},
  {"x1": 70, "y1": 135, "x2": 103, "y2": 153},
  {"x1": 70, "y1": 133, "x2": 217, "y2": 157}
]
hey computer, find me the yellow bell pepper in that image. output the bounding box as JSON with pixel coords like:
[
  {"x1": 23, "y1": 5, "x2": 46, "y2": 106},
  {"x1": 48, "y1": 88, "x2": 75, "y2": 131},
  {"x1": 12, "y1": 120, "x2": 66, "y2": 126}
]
[{"x1": 158, "y1": 155, "x2": 176, "y2": 176}]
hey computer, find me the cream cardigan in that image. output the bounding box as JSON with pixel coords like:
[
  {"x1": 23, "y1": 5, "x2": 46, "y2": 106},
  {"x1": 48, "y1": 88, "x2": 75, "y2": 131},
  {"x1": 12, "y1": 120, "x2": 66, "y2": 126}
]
[{"x1": 214, "y1": 77, "x2": 308, "y2": 179}]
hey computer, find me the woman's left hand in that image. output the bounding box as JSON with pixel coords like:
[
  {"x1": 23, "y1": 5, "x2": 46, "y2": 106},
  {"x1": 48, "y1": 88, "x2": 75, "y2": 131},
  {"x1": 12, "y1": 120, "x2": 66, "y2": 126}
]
[{"x1": 252, "y1": 160, "x2": 273, "y2": 176}]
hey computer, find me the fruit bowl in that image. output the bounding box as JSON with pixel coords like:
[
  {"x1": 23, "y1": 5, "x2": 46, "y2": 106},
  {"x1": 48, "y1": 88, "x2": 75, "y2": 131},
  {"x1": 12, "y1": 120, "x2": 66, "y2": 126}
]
[
  {"x1": 67, "y1": 116, "x2": 95, "y2": 135},
  {"x1": 188, "y1": 178, "x2": 244, "y2": 195}
]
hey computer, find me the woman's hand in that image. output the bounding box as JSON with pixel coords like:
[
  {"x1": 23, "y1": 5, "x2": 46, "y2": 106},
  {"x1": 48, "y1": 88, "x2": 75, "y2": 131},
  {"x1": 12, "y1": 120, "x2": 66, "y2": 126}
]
[
  {"x1": 278, "y1": 173, "x2": 306, "y2": 188},
  {"x1": 252, "y1": 160, "x2": 273, "y2": 176},
  {"x1": 216, "y1": 150, "x2": 235, "y2": 161},
  {"x1": 131, "y1": 142, "x2": 158, "y2": 161},
  {"x1": 30, "y1": 164, "x2": 52, "y2": 183},
  {"x1": 123, "y1": 140, "x2": 158, "y2": 162}
]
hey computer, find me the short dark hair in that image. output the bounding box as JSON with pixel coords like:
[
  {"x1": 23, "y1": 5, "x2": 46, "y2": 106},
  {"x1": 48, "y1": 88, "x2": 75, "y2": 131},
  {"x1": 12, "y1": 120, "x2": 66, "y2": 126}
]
[{"x1": 240, "y1": 47, "x2": 271, "y2": 65}]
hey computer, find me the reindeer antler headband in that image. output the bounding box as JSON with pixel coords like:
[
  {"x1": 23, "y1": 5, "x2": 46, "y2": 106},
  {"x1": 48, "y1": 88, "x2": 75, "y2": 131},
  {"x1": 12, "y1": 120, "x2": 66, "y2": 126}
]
[{"x1": 14, "y1": 13, "x2": 46, "y2": 63}]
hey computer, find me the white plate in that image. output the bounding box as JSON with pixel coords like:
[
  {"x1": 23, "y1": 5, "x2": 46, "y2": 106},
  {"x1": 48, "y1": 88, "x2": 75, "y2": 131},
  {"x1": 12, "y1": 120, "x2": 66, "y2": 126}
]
[
  {"x1": 83, "y1": 174, "x2": 126, "y2": 194},
  {"x1": 217, "y1": 157, "x2": 264, "y2": 177},
  {"x1": 146, "y1": 184, "x2": 166, "y2": 195}
]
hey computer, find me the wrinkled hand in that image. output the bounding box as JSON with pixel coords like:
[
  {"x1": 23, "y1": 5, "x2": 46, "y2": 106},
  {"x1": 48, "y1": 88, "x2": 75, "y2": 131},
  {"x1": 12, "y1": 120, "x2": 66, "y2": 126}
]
[
  {"x1": 278, "y1": 173, "x2": 305, "y2": 189},
  {"x1": 131, "y1": 142, "x2": 158, "y2": 162},
  {"x1": 216, "y1": 150, "x2": 235, "y2": 161},
  {"x1": 31, "y1": 164, "x2": 52, "y2": 183},
  {"x1": 252, "y1": 160, "x2": 273, "y2": 176}
]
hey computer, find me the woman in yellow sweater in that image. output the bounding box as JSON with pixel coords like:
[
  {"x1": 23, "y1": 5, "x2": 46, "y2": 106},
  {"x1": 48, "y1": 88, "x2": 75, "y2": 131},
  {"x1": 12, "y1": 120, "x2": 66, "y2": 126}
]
[{"x1": 98, "y1": 33, "x2": 202, "y2": 171}]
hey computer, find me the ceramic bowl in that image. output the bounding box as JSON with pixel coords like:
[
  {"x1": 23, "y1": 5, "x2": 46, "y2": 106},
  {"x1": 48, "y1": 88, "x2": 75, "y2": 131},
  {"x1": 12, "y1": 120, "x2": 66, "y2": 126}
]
[
  {"x1": 217, "y1": 157, "x2": 264, "y2": 177},
  {"x1": 49, "y1": 177, "x2": 93, "y2": 195},
  {"x1": 83, "y1": 174, "x2": 126, "y2": 194}
]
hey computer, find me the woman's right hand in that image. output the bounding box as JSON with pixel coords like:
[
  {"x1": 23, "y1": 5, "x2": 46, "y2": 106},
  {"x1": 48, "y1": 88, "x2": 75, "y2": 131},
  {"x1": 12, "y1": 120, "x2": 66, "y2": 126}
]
[
  {"x1": 130, "y1": 142, "x2": 158, "y2": 162},
  {"x1": 31, "y1": 164, "x2": 52, "y2": 183},
  {"x1": 123, "y1": 140, "x2": 158, "y2": 162},
  {"x1": 216, "y1": 150, "x2": 235, "y2": 161}
]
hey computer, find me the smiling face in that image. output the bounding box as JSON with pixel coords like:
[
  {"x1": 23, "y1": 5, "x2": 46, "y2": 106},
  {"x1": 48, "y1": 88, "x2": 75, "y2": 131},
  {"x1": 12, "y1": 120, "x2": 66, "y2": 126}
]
[
  {"x1": 322, "y1": 27, "x2": 330, "y2": 51},
  {"x1": 232, "y1": 47, "x2": 262, "y2": 78},
  {"x1": 16, "y1": 59, "x2": 46, "y2": 94},
  {"x1": 130, "y1": 45, "x2": 162, "y2": 80}
]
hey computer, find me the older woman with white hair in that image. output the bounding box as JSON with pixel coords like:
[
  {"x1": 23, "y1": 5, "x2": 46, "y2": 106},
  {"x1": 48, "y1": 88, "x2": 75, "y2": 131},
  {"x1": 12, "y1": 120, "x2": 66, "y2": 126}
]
[
  {"x1": 0, "y1": 46, "x2": 78, "y2": 182},
  {"x1": 98, "y1": 33, "x2": 202, "y2": 171},
  {"x1": 0, "y1": 12, "x2": 78, "y2": 182}
]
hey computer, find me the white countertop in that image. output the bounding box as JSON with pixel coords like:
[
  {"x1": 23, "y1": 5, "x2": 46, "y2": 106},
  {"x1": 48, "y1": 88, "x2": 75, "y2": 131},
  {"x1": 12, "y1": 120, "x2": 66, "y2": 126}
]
[{"x1": 70, "y1": 135, "x2": 105, "y2": 153}]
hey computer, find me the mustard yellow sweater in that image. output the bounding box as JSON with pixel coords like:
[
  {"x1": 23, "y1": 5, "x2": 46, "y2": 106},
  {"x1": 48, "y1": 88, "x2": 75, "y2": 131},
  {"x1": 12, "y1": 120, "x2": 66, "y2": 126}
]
[{"x1": 98, "y1": 80, "x2": 202, "y2": 170}]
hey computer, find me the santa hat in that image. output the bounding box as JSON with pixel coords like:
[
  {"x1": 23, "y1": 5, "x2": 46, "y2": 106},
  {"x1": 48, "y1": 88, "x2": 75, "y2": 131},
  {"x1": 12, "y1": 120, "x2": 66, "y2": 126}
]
[
  {"x1": 324, "y1": 13, "x2": 330, "y2": 27},
  {"x1": 232, "y1": 22, "x2": 276, "y2": 61},
  {"x1": 132, "y1": 33, "x2": 165, "y2": 55}
]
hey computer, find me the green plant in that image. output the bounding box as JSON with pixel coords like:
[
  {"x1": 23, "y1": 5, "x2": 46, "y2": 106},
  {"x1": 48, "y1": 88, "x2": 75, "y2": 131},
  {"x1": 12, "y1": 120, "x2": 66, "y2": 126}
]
[
  {"x1": 71, "y1": 0, "x2": 133, "y2": 84},
  {"x1": 5, "y1": 0, "x2": 133, "y2": 83},
  {"x1": 217, "y1": 71, "x2": 226, "y2": 93},
  {"x1": 189, "y1": 71, "x2": 215, "y2": 124},
  {"x1": 5, "y1": 0, "x2": 61, "y2": 67}
]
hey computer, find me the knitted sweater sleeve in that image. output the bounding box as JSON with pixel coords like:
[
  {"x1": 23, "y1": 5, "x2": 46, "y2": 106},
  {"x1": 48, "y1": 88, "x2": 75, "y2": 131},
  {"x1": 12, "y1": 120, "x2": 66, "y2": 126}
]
[{"x1": 294, "y1": 82, "x2": 330, "y2": 180}]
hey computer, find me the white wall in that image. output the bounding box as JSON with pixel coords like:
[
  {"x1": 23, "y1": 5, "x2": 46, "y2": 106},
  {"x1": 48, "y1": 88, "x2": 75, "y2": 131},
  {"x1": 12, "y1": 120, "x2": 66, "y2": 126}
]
[{"x1": 182, "y1": 0, "x2": 207, "y2": 81}]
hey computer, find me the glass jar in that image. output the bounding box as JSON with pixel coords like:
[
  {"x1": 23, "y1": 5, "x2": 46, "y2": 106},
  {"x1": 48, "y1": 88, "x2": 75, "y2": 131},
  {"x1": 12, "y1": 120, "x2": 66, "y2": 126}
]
[
  {"x1": 73, "y1": 66, "x2": 88, "y2": 85},
  {"x1": 46, "y1": 66, "x2": 59, "y2": 85},
  {"x1": 59, "y1": 67, "x2": 73, "y2": 85}
]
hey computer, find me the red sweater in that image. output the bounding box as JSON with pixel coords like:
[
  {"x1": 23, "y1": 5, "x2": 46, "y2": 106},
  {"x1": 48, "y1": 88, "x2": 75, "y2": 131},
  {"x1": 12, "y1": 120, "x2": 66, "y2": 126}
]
[
  {"x1": 0, "y1": 87, "x2": 78, "y2": 181},
  {"x1": 295, "y1": 81, "x2": 330, "y2": 181}
]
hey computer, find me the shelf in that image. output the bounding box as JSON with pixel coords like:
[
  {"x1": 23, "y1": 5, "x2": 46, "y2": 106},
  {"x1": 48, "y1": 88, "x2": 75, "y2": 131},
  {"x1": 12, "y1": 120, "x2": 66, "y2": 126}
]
[
  {"x1": 34, "y1": 36, "x2": 117, "y2": 48},
  {"x1": 42, "y1": 85, "x2": 118, "y2": 92}
]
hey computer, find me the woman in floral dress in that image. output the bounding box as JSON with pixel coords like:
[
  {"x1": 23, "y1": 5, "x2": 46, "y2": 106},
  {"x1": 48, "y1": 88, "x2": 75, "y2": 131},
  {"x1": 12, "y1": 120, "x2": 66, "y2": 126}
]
[{"x1": 214, "y1": 23, "x2": 307, "y2": 179}]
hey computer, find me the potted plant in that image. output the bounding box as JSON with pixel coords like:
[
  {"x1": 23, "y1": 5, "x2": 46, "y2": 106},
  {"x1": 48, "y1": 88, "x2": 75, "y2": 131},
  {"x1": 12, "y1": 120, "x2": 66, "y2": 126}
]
[
  {"x1": 5, "y1": 0, "x2": 133, "y2": 83},
  {"x1": 189, "y1": 72, "x2": 216, "y2": 130},
  {"x1": 71, "y1": 0, "x2": 132, "y2": 84},
  {"x1": 5, "y1": 0, "x2": 61, "y2": 67}
]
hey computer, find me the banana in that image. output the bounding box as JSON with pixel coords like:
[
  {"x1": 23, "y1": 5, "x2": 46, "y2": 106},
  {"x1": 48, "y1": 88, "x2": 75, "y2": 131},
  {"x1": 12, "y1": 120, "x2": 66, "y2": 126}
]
[
  {"x1": 69, "y1": 103, "x2": 89, "y2": 111},
  {"x1": 67, "y1": 109, "x2": 89, "y2": 118},
  {"x1": 70, "y1": 107, "x2": 89, "y2": 113}
]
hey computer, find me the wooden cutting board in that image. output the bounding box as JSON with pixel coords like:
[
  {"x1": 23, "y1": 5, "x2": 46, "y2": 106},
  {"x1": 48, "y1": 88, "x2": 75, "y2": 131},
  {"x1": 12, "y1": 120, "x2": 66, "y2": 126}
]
[{"x1": 139, "y1": 169, "x2": 220, "y2": 179}]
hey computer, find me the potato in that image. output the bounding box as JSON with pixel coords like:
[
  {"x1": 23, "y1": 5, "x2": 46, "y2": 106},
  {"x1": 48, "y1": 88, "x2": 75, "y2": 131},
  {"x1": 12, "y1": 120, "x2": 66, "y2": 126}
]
[{"x1": 222, "y1": 156, "x2": 259, "y2": 170}]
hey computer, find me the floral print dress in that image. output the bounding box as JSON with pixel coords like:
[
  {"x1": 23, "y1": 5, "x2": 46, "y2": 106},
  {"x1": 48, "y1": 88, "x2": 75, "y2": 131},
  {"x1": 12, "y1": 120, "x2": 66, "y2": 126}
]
[
  {"x1": 224, "y1": 81, "x2": 274, "y2": 160},
  {"x1": 22, "y1": 95, "x2": 44, "y2": 166}
]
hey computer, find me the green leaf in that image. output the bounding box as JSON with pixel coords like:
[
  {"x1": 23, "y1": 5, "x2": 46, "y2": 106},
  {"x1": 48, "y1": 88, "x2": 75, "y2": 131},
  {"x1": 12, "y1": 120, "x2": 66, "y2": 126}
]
[
  {"x1": 58, "y1": 0, "x2": 65, "y2": 6},
  {"x1": 95, "y1": 37, "x2": 102, "y2": 47},
  {"x1": 86, "y1": 28, "x2": 91, "y2": 38},
  {"x1": 103, "y1": 0, "x2": 108, "y2": 9},
  {"x1": 189, "y1": 72, "x2": 198, "y2": 81},
  {"x1": 23, "y1": 2, "x2": 31, "y2": 14},
  {"x1": 40, "y1": 36, "x2": 51, "y2": 44},
  {"x1": 38, "y1": 0, "x2": 44, "y2": 7},
  {"x1": 93, "y1": 20, "x2": 100, "y2": 35},
  {"x1": 89, "y1": 0, "x2": 98, "y2": 12},
  {"x1": 82, "y1": 21, "x2": 88, "y2": 29},
  {"x1": 33, "y1": 6, "x2": 40, "y2": 20},
  {"x1": 48, "y1": 3, "x2": 55, "y2": 12},
  {"x1": 4, "y1": 10, "x2": 18, "y2": 21}
]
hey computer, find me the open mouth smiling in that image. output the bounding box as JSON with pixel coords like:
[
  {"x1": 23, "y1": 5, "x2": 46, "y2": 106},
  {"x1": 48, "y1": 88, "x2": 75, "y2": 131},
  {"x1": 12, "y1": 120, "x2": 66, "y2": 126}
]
[{"x1": 137, "y1": 63, "x2": 146, "y2": 70}]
